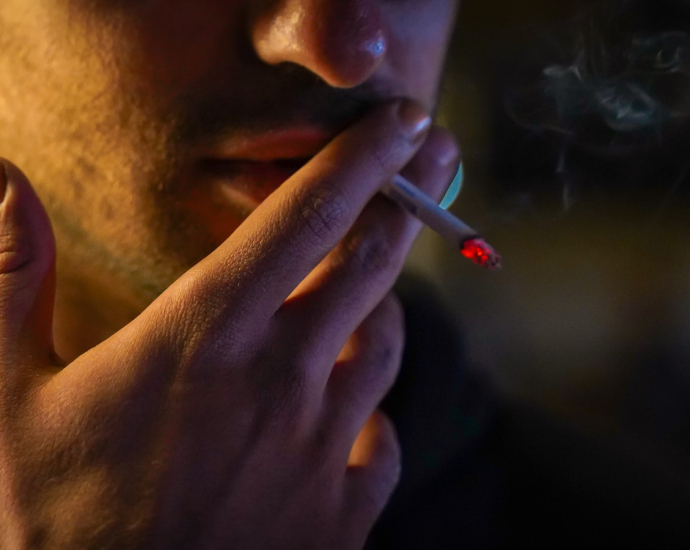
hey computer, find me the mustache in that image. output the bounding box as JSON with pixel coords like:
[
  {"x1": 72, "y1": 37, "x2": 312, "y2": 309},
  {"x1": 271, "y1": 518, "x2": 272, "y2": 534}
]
[{"x1": 170, "y1": 66, "x2": 390, "y2": 150}]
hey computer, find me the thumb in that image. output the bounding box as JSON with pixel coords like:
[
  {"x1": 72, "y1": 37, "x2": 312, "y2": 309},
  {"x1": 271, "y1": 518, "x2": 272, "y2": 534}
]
[{"x1": 0, "y1": 159, "x2": 57, "y2": 365}]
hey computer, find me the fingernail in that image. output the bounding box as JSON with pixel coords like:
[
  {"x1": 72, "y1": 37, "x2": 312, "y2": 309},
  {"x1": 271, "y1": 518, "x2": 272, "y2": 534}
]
[
  {"x1": 0, "y1": 163, "x2": 7, "y2": 204},
  {"x1": 436, "y1": 141, "x2": 460, "y2": 168},
  {"x1": 397, "y1": 100, "x2": 431, "y2": 139}
]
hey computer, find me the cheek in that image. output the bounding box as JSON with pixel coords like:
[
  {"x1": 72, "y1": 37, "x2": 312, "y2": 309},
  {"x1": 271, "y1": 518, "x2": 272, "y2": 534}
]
[{"x1": 125, "y1": 1, "x2": 243, "y2": 91}]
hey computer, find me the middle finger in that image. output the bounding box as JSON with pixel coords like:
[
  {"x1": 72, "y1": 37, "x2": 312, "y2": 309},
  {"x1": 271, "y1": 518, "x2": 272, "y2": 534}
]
[{"x1": 276, "y1": 126, "x2": 459, "y2": 376}]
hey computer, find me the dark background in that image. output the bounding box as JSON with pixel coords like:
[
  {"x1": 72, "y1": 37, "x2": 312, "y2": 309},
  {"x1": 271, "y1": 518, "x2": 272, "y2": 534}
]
[{"x1": 404, "y1": 0, "x2": 690, "y2": 541}]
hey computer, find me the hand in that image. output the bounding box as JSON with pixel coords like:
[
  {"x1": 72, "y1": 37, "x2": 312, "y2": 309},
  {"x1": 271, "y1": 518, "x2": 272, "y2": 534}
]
[{"x1": 0, "y1": 100, "x2": 459, "y2": 549}]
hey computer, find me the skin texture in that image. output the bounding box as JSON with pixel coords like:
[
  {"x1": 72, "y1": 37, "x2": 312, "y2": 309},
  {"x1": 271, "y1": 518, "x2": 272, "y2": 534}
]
[{"x1": 0, "y1": 1, "x2": 460, "y2": 548}]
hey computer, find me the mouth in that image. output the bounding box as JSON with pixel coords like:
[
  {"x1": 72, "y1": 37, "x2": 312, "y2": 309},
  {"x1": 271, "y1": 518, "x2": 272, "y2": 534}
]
[
  {"x1": 199, "y1": 128, "x2": 333, "y2": 209},
  {"x1": 200, "y1": 158, "x2": 311, "y2": 209}
]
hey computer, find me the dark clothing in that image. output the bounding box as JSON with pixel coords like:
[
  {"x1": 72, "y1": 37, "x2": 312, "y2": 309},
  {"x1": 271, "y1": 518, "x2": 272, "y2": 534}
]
[{"x1": 369, "y1": 274, "x2": 690, "y2": 549}]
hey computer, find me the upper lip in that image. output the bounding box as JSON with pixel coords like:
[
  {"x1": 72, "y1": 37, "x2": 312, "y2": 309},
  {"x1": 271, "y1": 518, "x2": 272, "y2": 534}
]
[{"x1": 207, "y1": 127, "x2": 335, "y2": 163}]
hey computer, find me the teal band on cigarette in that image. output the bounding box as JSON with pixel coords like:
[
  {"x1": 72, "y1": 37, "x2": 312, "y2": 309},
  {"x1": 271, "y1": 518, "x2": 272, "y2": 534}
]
[{"x1": 440, "y1": 163, "x2": 463, "y2": 210}]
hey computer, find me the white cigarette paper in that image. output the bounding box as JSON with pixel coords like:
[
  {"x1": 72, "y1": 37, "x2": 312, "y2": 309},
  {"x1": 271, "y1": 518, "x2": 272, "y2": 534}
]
[{"x1": 380, "y1": 174, "x2": 501, "y2": 270}]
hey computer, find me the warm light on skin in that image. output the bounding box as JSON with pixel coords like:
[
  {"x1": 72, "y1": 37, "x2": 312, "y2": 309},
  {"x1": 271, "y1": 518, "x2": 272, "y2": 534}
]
[
  {"x1": 0, "y1": 0, "x2": 461, "y2": 361},
  {"x1": 257, "y1": 6, "x2": 308, "y2": 57},
  {"x1": 0, "y1": 5, "x2": 465, "y2": 544},
  {"x1": 348, "y1": 413, "x2": 395, "y2": 469}
]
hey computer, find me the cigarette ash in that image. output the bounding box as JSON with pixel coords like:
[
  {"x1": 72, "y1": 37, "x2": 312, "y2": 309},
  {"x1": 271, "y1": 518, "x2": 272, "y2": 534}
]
[{"x1": 460, "y1": 238, "x2": 502, "y2": 270}]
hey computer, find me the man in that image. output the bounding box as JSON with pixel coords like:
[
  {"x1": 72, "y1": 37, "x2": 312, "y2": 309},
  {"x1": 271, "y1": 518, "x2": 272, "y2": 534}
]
[{"x1": 0, "y1": 1, "x2": 467, "y2": 547}]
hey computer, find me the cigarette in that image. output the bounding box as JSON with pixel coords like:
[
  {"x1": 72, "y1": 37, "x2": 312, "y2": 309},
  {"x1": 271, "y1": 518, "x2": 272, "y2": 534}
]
[{"x1": 380, "y1": 174, "x2": 502, "y2": 269}]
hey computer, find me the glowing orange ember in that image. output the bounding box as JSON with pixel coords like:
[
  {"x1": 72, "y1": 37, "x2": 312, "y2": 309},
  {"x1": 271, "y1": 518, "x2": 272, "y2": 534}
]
[{"x1": 460, "y1": 238, "x2": 502, "y2": 270}]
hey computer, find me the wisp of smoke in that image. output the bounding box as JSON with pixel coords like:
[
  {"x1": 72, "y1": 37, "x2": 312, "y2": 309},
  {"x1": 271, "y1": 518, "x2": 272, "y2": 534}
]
[
  {"x1": 501, "y1": 1, "x2": 690, "y2": 212},
  {"x1": 543, "y1": 31, "x2": 689, "y2": 133}
]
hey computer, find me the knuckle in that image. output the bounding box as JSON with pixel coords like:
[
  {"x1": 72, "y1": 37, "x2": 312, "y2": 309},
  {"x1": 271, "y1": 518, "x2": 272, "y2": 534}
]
[
  {"x1": 346, "y1": 228, "x2": 404, "y2": 282},
  {"x1": 157, "y1": 269, "x2": 249, "y2": 367},
  {"x1": 0, "y1": 230, "x2": 30, "y2": 274},
  {"x1": 0, "y1": 162, "x2": 55, "y2": 283},
  {"x1": 369, "y1": 339, "x2": 403, "y2": 391},
  {"x1": 361, "y1": 296, "x2": 406, "y2": 388},
  {"x1": 297, "y1": 185, "x2": 351, "y2": 247},
  {"x1": 355, "y1": 340, "x2": 404, "y2": 398},
  {"x1": 368, "y1": 145, "x2": 395, "y2": 179},
  {"x1": 370, "y1": 334, "x2": 401, "y2": 373},
  {"x1": 163, "y1": 273, "x2": 218, "y2": 353},
  {"x1": 0, "y1": 232, "x2": 52, "y2": 294}
]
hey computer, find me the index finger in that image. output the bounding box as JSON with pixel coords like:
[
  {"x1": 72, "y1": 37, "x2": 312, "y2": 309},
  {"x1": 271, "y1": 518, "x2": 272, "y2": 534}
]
[{"x1": 162, "y1": 100, "x2": 431, "y2": 329}]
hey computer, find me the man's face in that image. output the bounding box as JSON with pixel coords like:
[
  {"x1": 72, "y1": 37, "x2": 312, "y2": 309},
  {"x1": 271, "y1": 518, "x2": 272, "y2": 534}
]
[{"x1": 0, "y1": 0, "x2": 459, "y2": 309}]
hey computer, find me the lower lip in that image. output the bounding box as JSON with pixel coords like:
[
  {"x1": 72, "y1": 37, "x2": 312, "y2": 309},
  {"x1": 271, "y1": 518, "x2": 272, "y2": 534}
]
[{"x1": 204, "y1": 160, "x2": 303, "y2": 209}]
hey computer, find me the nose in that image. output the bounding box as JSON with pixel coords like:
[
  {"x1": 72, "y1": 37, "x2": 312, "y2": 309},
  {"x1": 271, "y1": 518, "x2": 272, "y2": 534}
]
[{"x1": 251, "y1": 0, "x2": 388, "y2": 88}]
